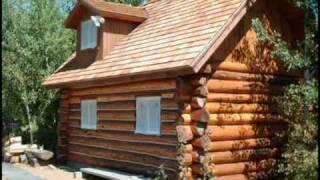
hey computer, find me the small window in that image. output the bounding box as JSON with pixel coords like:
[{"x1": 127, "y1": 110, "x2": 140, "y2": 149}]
[
  {"x1": 80, "y1": 19, "x2": 97, "y2": 50},
  {"x1": 81, "y1": 99, "x2": 97, "y2": 130},
  {"x1": 135, "y1": 96, "x2": 161, "y2": 135}
]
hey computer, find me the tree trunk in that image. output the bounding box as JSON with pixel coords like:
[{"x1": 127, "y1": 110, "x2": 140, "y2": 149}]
[{"x1": 25, "y1": 103, "x2": 33, "y2": 144}]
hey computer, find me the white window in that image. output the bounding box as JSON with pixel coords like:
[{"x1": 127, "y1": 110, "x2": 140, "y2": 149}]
[
  {"x1": 81, "y1": 99, "x2": 97, "y2": 130},
  {"x1": 135, "y1": 96, "x2": 161, "y2": 135},
  {"x1": 80, "y1": 19, "x2": 97, "y2": 50}
]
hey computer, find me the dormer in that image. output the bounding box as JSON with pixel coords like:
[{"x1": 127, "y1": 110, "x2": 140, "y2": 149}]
[{"x1": 63, "y1": 0, "x2": 148, "y2": 68}]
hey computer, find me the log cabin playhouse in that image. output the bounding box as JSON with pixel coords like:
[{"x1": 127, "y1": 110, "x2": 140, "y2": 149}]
[{"x1": 43, "y1": 0, "x2": 304, "y2": 179}]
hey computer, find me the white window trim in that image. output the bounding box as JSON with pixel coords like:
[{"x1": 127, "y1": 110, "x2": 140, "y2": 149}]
[
  {"x1": 80, "y1": 19, "x2": 97, "y2": 50},
  {"x1": 135, "y1": 96, "x2": 161, "y2": 136},
  {"x1": 81, "y1": 99, "x2": 97, "y2": 130}
]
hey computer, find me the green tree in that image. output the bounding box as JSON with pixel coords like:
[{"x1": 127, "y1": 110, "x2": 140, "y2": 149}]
[
  {"x1": 252, "y1": 0, "x2": 318, "y2": 179},
  {"x1": 2, "y1": 0, "x2": 75, "y2": 150}
]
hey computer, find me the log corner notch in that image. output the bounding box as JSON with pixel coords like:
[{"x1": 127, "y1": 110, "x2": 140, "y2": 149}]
[{"x1": 175, "y1": 64, "x2": 211, "y2": 179}]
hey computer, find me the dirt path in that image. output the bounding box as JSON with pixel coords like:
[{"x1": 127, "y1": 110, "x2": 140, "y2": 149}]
[
  {"x1": 2, "y1": 162, "x2": 42, "y2": 180},
  {"x1": 11, "y1": 163, "x2": 84, "y2": 180}
]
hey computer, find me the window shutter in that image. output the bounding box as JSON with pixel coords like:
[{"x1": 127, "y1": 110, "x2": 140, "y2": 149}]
[
  {"x1": 135, "y1": 97, "x2": 161, "y2": 135},
  {"x1": 81, "y1": 99, "x2": 97, "y2": 130}
]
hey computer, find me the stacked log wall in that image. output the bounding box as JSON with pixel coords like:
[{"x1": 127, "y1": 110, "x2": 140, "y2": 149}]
[
  {"x1": 197, "y1": 1, "x2": 301, "y2": 179},
  {"x1": 57, "y1": 90, "x2": 70, "y2": 162},
  {"x1": 60, "y1": 78, "x2": 180, "y2": 177},
  {"x1": 198, "y1": 61, "x2": 298, "y2": 179}
]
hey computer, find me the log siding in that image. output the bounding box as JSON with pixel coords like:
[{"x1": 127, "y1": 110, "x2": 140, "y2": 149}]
[{"x1": 57, "y1": 78, "x2": 180, "y2": 176}]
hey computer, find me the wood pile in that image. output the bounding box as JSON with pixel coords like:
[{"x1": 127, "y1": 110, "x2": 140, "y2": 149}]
[
  {"x1": 3, "y1": 136, "x2": 34, "y2": 163},
  {"x1": 3, "y1": 136, "x2": 53, "y2": 166}
]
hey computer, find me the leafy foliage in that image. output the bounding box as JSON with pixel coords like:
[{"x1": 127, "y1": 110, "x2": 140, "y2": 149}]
[
  {"x1": 2, "y1": 0, "x2": 76, "y2": 149},
  {"x1": 252, "y1": 0, "x2": 318, "y2": 179},
  {"x1": 152, "y1": 165, "x2": 169, "y2": 180}
]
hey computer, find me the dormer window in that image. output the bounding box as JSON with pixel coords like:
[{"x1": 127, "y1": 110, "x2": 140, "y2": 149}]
[{"x1": 80, "y1": 19, "x2": 97, "y2": 50}]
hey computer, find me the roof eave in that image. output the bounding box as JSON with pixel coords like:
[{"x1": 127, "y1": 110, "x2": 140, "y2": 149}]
[{"x1": 42, "y1": 65, "x2": 194, "y2": 89}]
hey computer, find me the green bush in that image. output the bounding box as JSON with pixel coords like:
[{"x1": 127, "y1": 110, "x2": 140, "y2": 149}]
[{"x1": 252, "y1": 0, "x2": 318, "y2": 179}]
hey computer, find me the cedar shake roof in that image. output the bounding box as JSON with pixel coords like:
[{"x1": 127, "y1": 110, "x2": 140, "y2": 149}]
[{"x1": 43, "y1": 0, "x2": 254, "y2": 88}]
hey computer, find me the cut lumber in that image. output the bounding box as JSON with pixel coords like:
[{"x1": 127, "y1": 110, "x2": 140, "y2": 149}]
[
  {"x1": 176, "y1": 125, "x2": 194, "y2": 143},
  {"x1": 10, "y1": 155, "x2": 20, "y2": 163},
  {"x1": 204, "y1": 148, "x2": 278, "y2": 164},
  {"x1": 191, "y1": 97, "x2": 207, "y2": 109},
  {"x1": 7, "y1": 144, "x2": 27, "y2": 154},
  {"x1": 177, "y1": 151, "x2": 200, "y2": 166},
  {"x1": 178, "y1": 166, "x2": 192, "y2": 178},
  {"x1": 193, "y1": 86, "x2": 208, "y2": 97},
  {"x1": 191, "y1": 76, "x2": 208, "y2": 87},
  {"x1": 205, "y1": 124, "x2": 287, "y2": 141},
  {"x1": 191, "y1": 126, "x2": 205, "y2": 136},
  {"x1": 180, "y1": 114, "x2": 192, "y2": 124},
  {"x1": 177, "y1": 153, "x2": 193, "y2": 166},
  {"x1": 20, "y1": 154, "x2": 28, "y2": 164},
  {"x1": 9, "y1": 136, "x2": 22, "y2": 144},
  {"x1": 204, "y1": 159, "x2": 277, "y2": 176},
  {"x1": 208, "y1": 113, "x2": 282, "y2": 125},
  {"x1": 192, "y1": 136, "x2": 211, "y2": 149},
  {"x1": 200, "y1": 64, "x2": 213, "y2": 74},
  {"x1": 191, "y1": 109, "x2": 210, "y2": 122},
  {"x1": 177, "y1": 144, "x2": 193, "y2": 154}
]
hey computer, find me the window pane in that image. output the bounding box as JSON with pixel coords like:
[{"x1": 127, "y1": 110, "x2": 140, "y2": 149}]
[
  {"x1": 135, "y1": 99, "x2": 147, "y2": 134},
  {"x1": 89, "y1": 100, "x2": 97, "y2": 129},
  {"x1": 89, "y1": 20, "x2": 97, "y2": 48},
  {"x1": 80, "y1": 21, "x2": 86, "y2": 49},
  {"x1": 81, "y1": 100, "x2": 88, "y2": 129},
  {"x1": 135, "y1": 97, "x2": 161, "y2": 135},
  {"x1": 80, "y1": 20, "x2": 97, "y2": 50},
  {"x1": 148, "y1": 100, "x2": 160, "y2": 135}
]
